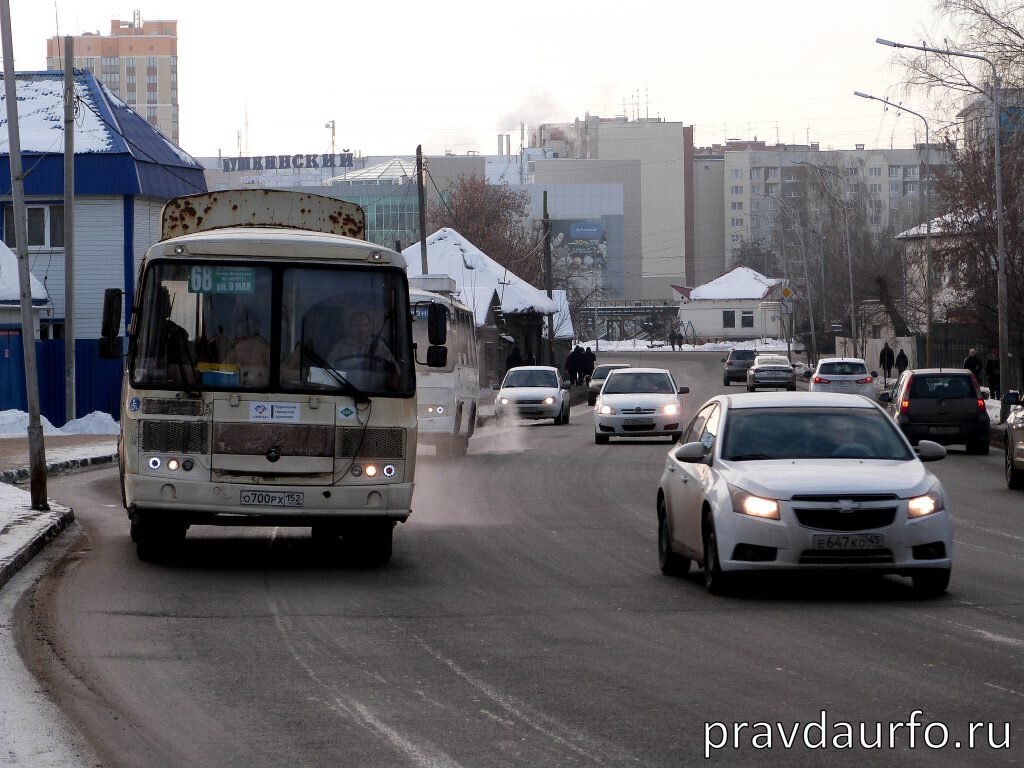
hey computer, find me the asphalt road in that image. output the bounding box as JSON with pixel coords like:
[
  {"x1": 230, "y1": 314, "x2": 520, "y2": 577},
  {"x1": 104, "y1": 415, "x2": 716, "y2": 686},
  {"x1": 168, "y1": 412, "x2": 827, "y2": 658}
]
[{"x1": 15, "y1": 351, "x2": 1024, "y2": 767}]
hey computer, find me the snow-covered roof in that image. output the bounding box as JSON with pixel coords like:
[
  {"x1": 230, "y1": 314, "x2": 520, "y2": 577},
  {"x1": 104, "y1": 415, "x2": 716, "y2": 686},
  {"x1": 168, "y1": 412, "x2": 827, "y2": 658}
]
[
  {"x1": 895, "y1": 211, "x2": 979, "y2": 240},
  {"x1": 0, "y1": 242, "x2": 48, "y2": 305},
  {"x1": 0, "y1": 70, "x2": 205, "y2": 198},
  {"x1": 403, "y1": 229, "x2": 558, "y2": 322},
  {"x1": 689, "y1": 266, "x2": 781, "y2": 301}
]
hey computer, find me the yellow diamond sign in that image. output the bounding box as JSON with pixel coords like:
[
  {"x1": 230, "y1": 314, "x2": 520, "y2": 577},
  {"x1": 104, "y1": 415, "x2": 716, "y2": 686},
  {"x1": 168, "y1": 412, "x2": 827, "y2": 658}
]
[{"x1": 780, "y1": 286, "x2": 796, "y2": 299}]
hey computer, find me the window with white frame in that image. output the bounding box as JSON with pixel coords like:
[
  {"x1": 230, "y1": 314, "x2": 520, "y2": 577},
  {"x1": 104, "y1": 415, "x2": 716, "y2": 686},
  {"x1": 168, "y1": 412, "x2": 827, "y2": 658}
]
[
  {"x1": 3, "y1": 204, "x2": 64, "y2": 248},
  {"x1": 731, "y1": 217, "x2": 744, "y2": 227},
  {"x1": 869, "y1": 167, "x2": 882, "y2": 176},
  {"x1": 767, "y1": 168, "x2": 779, "y2": 179},
  {"x1": 750, "y1": 168, "x2": 761, "y2": 179},
  {"x1": 905, "y1": 181, "x2": 918, "y2": 193},
  {"x1": 730, "y1": 168, "x2": 743, "y2": 179},
  {"x1": 905, "y1": 167, "x2": 918, "y2": 178},
  {"x1": 741, "y1": 310, "x2": 754, "y2": 328},
  {"x1": 723, "y1": 310, "x2": 736, "y2": 328},
  {"x1": 889, "y1": 166, "x2": 900, "y2": 177},
  {"x1": 869, "y1": 183, "x2": 882, "y2": 194},
  {"x1": 890, "y1": 181, "x2": 900, "y2": 193},
  {"x1": 730, "y1": 185, "x2": 744, "y2": 195},
  {"x1": 730, "y1": 202, "x2": 744, "y2": 211}
]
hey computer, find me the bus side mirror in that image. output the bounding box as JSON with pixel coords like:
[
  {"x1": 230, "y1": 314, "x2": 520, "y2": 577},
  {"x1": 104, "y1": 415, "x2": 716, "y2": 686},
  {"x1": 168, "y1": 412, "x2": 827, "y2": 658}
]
[
  {"x1": 99, "y1": 288, "x2": 123, "y2": 359},
  {"x1": 427, "y1": 303, "x2": 447, "y2": 345},
  {"x1": 427, "y1": 346, "x2": 448, "y2": 367}
]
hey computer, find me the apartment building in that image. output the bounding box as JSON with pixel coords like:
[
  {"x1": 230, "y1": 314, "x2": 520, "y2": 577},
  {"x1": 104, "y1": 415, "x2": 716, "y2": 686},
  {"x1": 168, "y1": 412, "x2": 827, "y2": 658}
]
[
  {"x1": 707, "y1": 142, "x2": 949, "y2": 274},
  {"x1": 46, "y1": 13, "x2": 179, "y2": 144}
]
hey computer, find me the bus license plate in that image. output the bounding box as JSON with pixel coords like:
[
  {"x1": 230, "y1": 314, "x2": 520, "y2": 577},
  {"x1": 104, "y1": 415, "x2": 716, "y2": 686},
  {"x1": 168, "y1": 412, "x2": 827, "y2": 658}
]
[
  {"x1": 812, "y1": 534, "x2": 883, "y2": 549},
  {"x1": 240, "y1": 490, "x2": 304, "y2": 507}
]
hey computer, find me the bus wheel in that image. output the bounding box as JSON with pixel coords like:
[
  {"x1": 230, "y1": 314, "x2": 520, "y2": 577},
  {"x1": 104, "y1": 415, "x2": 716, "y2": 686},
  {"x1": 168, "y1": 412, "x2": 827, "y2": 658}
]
[
  {"x1": 447, "y1": 434, "x2": 469, "y2": 457},
  {"x1": 133, "y1": 512, "x2": 185, "y2": 563},
  {"x1": 342, "y1": 521, "x2": 394, "y2": 566}
]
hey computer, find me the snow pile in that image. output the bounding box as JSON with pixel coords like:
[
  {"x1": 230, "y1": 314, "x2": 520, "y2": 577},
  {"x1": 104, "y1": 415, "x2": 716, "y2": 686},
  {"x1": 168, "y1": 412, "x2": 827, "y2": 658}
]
[{"x1": 0, "y1": 410, "x2": 118, "y2": 438}]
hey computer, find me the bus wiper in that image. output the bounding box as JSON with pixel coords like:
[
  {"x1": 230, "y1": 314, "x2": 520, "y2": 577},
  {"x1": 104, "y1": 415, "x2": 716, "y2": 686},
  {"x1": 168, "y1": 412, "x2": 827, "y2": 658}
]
[{"x1": 299, "y1": 343, "x2": 369, "y2": 403}]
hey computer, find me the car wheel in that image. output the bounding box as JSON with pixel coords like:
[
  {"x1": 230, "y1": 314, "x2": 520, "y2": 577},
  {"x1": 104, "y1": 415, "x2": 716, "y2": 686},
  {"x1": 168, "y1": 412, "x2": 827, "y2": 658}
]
[
  {"x1": 657, "y1": 500, "x2": 690, "y2": 576},
  {"x1": 702, "y1": 517, "x2": 733, "y2": 595},
  {"x1": 561, "y1": 404, "x2": 570, "y2": 425},
  {"x1": 912, "y1": 568, "x2": 950, "y2": 597},
  {"x1": 746, "y1": 383, "x2": 754, "y2": 392},
  {"x1": 595, "y1": 433, "x2": 609, "y2": 444},
  {"x1": 553, "y1": 410, "x2": 563, "y2": 425},
  {"x1": 966, "y1": 437, "x2": 990, "y2": 455},
  {"x1": 588, "y1": 394, "x2": 596, "y2": 406},
  {"x1": 1006, "y1": 441, "x2": 1024, "y2": 489},
  {"x1": 722, "y1": 378, "x2": 730, "y2": 387}
]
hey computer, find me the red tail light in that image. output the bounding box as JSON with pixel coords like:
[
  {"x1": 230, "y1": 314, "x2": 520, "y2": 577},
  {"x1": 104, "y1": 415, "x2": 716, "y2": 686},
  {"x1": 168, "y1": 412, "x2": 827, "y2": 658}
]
[
  {"x1": 857, "y1": 376, "x2": 873, "y2": 384},
  {"x1": 978, "y1": 398, "x2": 986, "y2": 412},
  {"x1": 813, "y1": 375, "x2": 829, "y2": 384}
]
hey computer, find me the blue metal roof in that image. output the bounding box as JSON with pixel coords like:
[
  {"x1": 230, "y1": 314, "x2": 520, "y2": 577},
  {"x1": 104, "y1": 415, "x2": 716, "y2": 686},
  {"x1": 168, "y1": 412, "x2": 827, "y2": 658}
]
[{"x1": 0, "y1": 70, "x2": 206, "y2": 198}]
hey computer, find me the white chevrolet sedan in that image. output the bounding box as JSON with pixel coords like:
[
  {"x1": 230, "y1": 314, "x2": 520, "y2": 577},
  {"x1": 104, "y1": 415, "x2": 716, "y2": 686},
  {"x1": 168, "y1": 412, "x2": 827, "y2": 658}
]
[
  {"x1": 495, "y1": 366, "x2": 571, "y2": 425},
  {"x1": 656, "y1": 392, "x2": 952, "y2": 596},
  {"x1": 594, "y1": 367, "x2": 689, "y2": 443}
]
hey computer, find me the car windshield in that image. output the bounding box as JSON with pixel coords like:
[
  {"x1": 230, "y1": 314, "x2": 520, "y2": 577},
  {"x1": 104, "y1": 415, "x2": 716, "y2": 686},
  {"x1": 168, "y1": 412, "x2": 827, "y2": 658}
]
[
  {"x1": 603, "y1": 372, "x2": 675, "y2": 395},
  {"x1": 755, "y1": 357, "x2": 790, "y2": 367},
  {"x1": 819, "y1": 361, "x2": 868, "y2": 376},
  {"x1": 731, "y1": 351, "x2": 756, "y2": 360},
  {"x1": 504, "y1": 370, "x2": 557, "y2": 388},
  {"x1": 592, "y1": 365, "x2": 624, "y2": 380},
  {"x1": 722, "y1": 407, "x2": 913, "y2": 461}
]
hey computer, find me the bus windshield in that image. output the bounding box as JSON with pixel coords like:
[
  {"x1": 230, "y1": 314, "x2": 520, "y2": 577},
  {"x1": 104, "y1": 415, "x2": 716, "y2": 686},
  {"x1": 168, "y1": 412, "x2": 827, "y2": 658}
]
[{"x1": 131, "y1": 260, "x2": 415, "y2": 396}]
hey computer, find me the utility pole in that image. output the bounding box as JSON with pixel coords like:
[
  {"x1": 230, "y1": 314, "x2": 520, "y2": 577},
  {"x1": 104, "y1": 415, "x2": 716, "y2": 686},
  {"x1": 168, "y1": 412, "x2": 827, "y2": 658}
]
[
  {"x1": 416, "y1": 145, "x2": 428, "y2": 274},
  {"x1": 2, "y1": 0, "x2": 49, "y2": 509},
  {"x1": 543, "y1": 192, "x2": 553, "y2": 366},
  {"x1": 64, "y1": 37, "x2": 76, "y2": 423}
]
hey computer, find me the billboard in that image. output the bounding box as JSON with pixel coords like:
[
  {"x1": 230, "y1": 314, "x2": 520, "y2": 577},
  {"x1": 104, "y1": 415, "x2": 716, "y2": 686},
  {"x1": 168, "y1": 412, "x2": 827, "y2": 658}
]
[{"x1": 550, "y1": 219, "x2": 607, "y2": 270}]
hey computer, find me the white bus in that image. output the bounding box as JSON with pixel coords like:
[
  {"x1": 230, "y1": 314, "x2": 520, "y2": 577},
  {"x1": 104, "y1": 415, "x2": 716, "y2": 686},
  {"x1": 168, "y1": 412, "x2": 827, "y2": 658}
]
[
  {"x1": 100, "y1": 190, "x2": 447, "y2": 563},
  {"x1": 409, "y1": 276, "x2": 480, "y2": 457}
]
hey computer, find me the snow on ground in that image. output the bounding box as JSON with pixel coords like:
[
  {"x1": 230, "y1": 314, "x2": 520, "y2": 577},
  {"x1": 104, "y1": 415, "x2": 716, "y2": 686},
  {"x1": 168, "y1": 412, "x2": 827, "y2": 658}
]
[{"x1": 0, "y1": 410, "x2": 119, "y2": 438}]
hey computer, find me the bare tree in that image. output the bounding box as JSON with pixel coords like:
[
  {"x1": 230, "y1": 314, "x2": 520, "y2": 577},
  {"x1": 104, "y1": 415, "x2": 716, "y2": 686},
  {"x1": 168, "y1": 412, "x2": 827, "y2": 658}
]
[{"x1": 425, "y1": 174, "x2": 543, "y2": 286}]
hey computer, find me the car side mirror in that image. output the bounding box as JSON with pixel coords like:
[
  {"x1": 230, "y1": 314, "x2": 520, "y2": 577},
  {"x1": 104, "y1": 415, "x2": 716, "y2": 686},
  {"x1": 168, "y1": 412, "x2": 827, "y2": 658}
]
[
  {"x1": 677, "y1": 386, "x2": 689, "y2": 394},
  {"x1": 878, "y1": 392, "x2": 892, "y2": 403},
  {"x1": 720, "y1": 357, "x2": 726, "y2": 362},
  {"x1": 802, "y1": 370, "x2": 812, "y2": 379},
  {"x1": 673, "y1": 441, "x2": 708, "y2": 463},
  {"x1": 870, "y1": 370, "x2": 879, "y2": 377},
  {"x1": 915, "y1": 440, "x2": 946, "y2": 462}
]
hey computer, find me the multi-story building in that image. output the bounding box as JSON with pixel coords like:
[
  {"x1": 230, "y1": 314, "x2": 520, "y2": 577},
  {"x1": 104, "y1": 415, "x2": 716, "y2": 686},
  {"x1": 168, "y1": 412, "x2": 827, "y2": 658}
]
[
  {"x1": 697, "y1": 141, "x2": 950, "y2": 275},
  {"x1": 531, "y1": 115, "x2": 695, "y2": 300},
  {"x1": 46, "y1": 12, "x2": 179, "y2": 144}
]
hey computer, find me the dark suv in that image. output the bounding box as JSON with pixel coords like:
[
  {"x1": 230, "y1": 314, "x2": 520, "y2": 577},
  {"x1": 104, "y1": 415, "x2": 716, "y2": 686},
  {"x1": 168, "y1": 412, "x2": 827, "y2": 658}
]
[
  {"x1": 721, "y1": 349, "x2": 758, "y2": 385},
  {"x1": 878, "y1": 368, "x2": 990, "y2": 454}
]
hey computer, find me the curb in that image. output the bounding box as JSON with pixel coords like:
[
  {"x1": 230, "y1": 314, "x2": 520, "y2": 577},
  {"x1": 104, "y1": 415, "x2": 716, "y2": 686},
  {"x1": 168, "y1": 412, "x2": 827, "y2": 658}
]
[
  {"x1": 0, "y1": 453, "x2": 118, "y2": 486},
  {"x1": 0, "y1": 504, "x2": 75, "y2": 593}
]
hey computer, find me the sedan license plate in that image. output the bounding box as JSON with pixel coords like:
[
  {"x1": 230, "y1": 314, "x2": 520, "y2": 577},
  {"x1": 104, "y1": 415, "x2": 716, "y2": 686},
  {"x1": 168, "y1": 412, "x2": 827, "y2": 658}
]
[
  {"x1": 929, "y1": 426, "x2": 959, "y2": 435},
  {"x1": 812, "y1": 534, "x2": 883, "y2": 549},
  {"x1": 623, "y1": 418, "x2": 654, "y2": 426},
  {"x1": 240, "y1": 489, "x2": 304, "y2": 507}
]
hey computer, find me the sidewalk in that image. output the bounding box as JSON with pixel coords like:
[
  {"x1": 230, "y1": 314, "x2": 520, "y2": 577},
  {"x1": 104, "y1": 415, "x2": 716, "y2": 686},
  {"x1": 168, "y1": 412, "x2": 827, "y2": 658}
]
[{"x1": 0, "y1": 434, "x2": 118, "y2": 591}]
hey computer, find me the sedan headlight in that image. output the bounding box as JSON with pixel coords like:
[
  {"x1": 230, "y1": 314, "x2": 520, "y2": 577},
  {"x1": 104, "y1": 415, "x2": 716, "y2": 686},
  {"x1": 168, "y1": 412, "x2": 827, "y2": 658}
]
[
  {"x1": 908, "y1": 484, "x2": 945, "y2": 518},
  {"x1": 661, "y1": 403, "x2": 680, "y2": 415},
  {"x1": 543, "y1": 396, "x2": 555, "y2": 405},
  {"x1": 599, "y1": 404, "x2": 617, "y2": 415},
  {"x1": 729, "y1": 485, "x2": 780, "y2": 520},
  {"x1": 499, "y1": 397, "x2": 510, "y2": 405}
]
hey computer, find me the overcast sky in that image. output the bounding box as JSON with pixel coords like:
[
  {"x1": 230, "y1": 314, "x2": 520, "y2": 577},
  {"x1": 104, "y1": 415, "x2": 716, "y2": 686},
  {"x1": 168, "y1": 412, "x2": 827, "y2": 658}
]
[{"x1": 5, "y1": 0, "x2": 959, "y2": 159}]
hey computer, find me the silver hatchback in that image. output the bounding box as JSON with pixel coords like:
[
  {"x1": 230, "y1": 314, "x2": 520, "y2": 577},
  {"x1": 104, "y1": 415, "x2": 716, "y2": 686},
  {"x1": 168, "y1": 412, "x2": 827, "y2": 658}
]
[{"x1": 805, "y1": 357, "x2": 878, "y2": 399}]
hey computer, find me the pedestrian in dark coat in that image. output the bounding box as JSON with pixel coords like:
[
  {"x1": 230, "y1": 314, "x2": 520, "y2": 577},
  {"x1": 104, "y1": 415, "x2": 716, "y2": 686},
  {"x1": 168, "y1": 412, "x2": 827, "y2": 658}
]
[
  {"x1": 963, "y1": 348, "x2": 983, "y2": 382},
  {"x1": 985, "y1": 349, "x2": 1001, "y2": 399},
  {"x1": 895, "y1": 348, "x2": 909, "y2": 376},
  {"x1": 879, "y1": 342, "x2": 895, "y2": 380},
  {"x1": 566, "y1": 346, "x2": 582, "y2": 386},
  {"x1": 583, "y1": 347, "x2": 596, "y2": 381},
  {"x1": 505, "y1": 345, "x2": 523, "y2": 375}
]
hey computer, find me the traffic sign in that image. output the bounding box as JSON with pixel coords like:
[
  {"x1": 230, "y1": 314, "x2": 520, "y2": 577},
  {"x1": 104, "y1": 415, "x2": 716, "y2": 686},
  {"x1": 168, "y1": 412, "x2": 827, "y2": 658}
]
[{"x1": 780, "y1": 299, "x2": 794, "y2": 315}]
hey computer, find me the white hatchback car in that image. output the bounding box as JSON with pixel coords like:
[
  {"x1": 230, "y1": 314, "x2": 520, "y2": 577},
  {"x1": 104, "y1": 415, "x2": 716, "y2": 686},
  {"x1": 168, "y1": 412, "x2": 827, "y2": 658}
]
[
  {"x1": 495, "y1": 366, "x2": 571, "y2": 425},
  {"x1": 656, "y1": 392, "x2": 952, "y2": 596},
  {"x1": 594, "y1": 367, "x2": 689, "y2": 443},
  {"x1": 806, "y1": 357, "x2": 878, "y2": 399}
]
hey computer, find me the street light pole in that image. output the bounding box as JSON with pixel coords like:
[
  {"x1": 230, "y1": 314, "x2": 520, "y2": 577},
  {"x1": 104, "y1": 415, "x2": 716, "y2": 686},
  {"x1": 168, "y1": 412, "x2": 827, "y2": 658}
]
[
  {"x1": 793, "y1": 159, "x2": 858, "y2": 355},
  {"x1": 876, "y1": 37, "x2": 1009, "y2": 390},
  {"x1": 853, "y1": 90, "x2": 932, "y2": 365}
]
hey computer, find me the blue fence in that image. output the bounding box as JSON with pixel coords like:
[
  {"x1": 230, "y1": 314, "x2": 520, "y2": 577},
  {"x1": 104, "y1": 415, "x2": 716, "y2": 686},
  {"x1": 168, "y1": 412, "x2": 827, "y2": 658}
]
[{"x1": 0, "y1": 335, "x2": 122, "y2": 425}]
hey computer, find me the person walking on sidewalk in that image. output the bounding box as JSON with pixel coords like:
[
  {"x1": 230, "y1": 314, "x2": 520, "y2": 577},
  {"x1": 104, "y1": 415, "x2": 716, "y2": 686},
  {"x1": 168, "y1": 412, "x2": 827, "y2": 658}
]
[
  {"x1": 963, "y1": 348, "x2": 983, "y2": 383},
  {"x1": 985, "y1": 348, "x2": 1001, "y2": 399}
]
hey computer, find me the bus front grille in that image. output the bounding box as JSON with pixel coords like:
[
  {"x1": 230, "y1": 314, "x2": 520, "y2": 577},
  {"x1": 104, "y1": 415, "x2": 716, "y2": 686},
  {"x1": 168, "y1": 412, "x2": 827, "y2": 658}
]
[
  {"x1": 336, "y1": 427, "x2": 406, "y2": 459},
  {"x1": 141, "y1": 420, "x2": 210, "y2": 454},
  {"x1": 142, "y1": 399, "x2": 205, "y2": 416}
]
